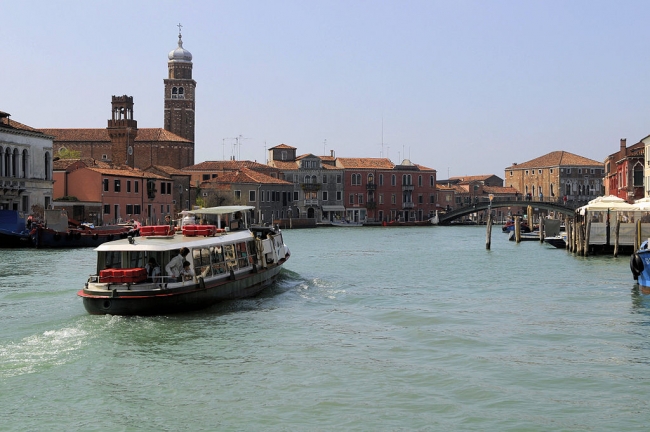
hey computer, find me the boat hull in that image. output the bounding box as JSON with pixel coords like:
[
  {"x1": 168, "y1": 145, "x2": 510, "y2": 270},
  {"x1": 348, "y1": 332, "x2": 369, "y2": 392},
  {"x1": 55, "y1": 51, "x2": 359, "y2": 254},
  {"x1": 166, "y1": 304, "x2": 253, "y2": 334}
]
[
  {"x1": 0, "y1": 230, "x2": 33, "y2": 248},
  {"x1": 633, "y1": 248, "x2": 650, "y2": 294},
  {"x1": 79, "y1": 264, "x2": 284, "y2": 315},
  {"x1": 31, "y1": 226, "x2": 133, "y2": 248}
]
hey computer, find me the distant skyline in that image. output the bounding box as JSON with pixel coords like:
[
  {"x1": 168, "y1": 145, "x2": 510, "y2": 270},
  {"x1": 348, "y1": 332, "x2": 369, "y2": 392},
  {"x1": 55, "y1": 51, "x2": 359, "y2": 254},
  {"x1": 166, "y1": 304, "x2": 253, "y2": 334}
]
[{"x1": 3, "y1": 1, "x2": 650, "y2": 179}]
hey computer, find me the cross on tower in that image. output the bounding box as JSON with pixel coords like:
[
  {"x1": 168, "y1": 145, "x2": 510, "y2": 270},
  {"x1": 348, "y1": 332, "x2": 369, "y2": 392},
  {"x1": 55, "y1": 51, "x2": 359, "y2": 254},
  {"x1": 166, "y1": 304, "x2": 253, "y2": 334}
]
[{"x1": 177, "y1": 23, "x2": 183, "y2": 36}]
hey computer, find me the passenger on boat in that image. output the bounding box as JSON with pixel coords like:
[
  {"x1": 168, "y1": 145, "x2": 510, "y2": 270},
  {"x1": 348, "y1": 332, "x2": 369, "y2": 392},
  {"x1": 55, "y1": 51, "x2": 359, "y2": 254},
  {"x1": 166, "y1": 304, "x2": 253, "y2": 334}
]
[
  {"x1": 146, "y1": 257, "x2": 161, "y2": 284},
  {"x1": 165, "y1": 247, "x2": 190, "y2": 282},
  {"x1": 180, "y1": 261, "x2": 195, "y2": 281}
]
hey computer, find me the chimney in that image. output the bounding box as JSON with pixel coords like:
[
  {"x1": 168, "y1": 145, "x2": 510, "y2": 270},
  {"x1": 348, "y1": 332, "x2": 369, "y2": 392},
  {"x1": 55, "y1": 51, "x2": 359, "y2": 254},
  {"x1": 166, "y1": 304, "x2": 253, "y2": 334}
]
[
  {"x1": 620, "y1": 138, "x2": 627, "y2": 152},
  {"x1": 330, "y1": 149, "x2": 335, "y2": 158}
]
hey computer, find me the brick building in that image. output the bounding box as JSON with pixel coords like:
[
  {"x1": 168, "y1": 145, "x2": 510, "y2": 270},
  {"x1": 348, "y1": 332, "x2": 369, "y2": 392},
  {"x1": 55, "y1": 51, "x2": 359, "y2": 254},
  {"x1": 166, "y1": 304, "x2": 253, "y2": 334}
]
[
  {"x1": 40, "y1": 30, "x2": 196, "y2": 170},
  {"x1": 603, "y1": 138, "x2": 644, "y2": 202},
  {"x1": 505, "y1": 151, "x2": 604, "y2": 203}
]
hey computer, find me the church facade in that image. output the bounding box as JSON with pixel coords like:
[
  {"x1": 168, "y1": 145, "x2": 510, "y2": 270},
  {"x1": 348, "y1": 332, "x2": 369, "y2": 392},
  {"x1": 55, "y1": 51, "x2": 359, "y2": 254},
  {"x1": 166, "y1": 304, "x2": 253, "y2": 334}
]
[{"x1": 41, "y1": 30, "x2": 196, "y2": 170}]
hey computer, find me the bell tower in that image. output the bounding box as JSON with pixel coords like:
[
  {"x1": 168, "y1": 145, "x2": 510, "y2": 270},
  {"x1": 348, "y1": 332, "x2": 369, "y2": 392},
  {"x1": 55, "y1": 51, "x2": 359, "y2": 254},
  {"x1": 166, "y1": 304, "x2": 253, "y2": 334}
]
[
  {"x1": 164, "y1": 24, "x2": 196, "y2": 143},
  {"x1": 107, "y1": 95, "x2": 138, "y2": 167}
]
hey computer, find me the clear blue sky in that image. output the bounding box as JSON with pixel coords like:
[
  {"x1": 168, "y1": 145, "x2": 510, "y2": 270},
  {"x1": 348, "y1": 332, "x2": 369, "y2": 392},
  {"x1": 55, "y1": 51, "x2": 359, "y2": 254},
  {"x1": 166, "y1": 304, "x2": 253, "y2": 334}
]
[{"x1": 3, "y1": 0, "x2": 649, "y2": 179}]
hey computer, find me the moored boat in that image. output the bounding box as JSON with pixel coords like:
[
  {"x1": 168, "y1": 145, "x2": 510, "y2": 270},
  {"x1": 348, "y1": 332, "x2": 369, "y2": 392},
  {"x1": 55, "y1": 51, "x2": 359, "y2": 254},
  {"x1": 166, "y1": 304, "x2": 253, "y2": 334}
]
[
  {"x1": 77, "y1": 206, "x2": 290, "y2": 315},
  {"x1": 544, "y1": 232, "x2": 567, "y2": 248},
  {"x1": 30, "y1": 209, "x2": 138, "y2": 248},
  {"x1": 0, "y1": 210, "x2": 33, "y2": 248},
  {"x1": 631, "y1": 241, "x2": 650, "y2": 294},
  {"x1": 331, "y1": 219, "x2": 364, "y2": 227}
]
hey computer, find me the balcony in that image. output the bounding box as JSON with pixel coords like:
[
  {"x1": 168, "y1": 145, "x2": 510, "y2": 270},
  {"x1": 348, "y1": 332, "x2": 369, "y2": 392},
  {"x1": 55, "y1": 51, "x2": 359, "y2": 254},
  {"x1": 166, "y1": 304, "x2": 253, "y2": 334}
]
[
  {"x1": 301, "y1": 183, "x2": 321, "y2": 191},
  {"x1": 402, "y1": 202, "x2": 415, "y2": 209},
  {"x1": 402, "y1": 184, "x2": 414, "y2": 192},
  {"x1": 304, "y1": 199, "x2": 319, "y2": 206},
  {"x1": 366, "y1": 182, "x2": 377, "y2": 191}
]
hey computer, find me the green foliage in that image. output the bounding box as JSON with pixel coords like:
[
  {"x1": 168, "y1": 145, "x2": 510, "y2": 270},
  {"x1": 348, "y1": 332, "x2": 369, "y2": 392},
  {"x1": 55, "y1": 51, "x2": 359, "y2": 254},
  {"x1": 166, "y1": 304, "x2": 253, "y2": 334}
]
[{"x1": 57, "y1": 148, "x2": 81, "y2": 159}]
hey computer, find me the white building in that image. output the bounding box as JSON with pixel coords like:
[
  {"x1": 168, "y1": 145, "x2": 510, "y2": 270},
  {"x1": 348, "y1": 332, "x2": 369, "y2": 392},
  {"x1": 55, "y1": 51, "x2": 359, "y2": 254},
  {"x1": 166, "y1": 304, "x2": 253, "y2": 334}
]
[{"x1": 0, "y1": 111, "x2": 53, "y2": 212}]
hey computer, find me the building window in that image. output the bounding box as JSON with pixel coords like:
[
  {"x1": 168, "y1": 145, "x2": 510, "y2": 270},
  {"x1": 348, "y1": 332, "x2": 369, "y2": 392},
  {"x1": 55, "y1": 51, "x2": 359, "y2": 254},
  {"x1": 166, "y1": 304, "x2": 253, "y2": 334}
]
[
  {"x1": 322, "y1": 175, "x2": 327, "y2": 183},
  {"x1": 525, "y1": 170, "x2": 529, "y2": 176},
  {"x1": 550, "y1": 169, "x2": 554, "y2": 174},
  {"x1": 103, "y1": 178, "x2": 109, "y2": 192},
  {"x1": 391, "y1": 194, "x2": 396, "y2": 204},
  {"x1": 114, "y1": 180, "x2": 121, "y2": 192},
  {"x1": 126, "y1": 204, "x2": 133, "y2": 214},
  {"x1": 510, "y1": 171, "x2": 513, "y2": 176},
  {"x1": 590, "y1": 169, "x2": 595, "y2": 174},
  {"x1": 391, "y1": 175, "x2": 396, "y2": 186},
  {"x1": 379, "y1": 174, "x2": 384, "y2": 186},
  {"x1": 234, "y1": 190, "x2": 241, "y2": 200},
  {"x1": 203, "y1": 174, "x2": 210, "y2": 181},
  {"x1": 336, "y1": 174, "x2": 342, "y2": 183},
  {"x1": 104, "y1": 204, "x2": 110, "y2": 214},
  {"x1": 249, "y1": 190, "x2": 256, "y2": 202},
  {"x1": 349, "y1": 194, "x2": 354, "y2": 204},
  {"x1": 430, "y1": 175, "x2": 434, "y2": 187},
  {"x1": 418, "y1": 176, "x2": 422, "y2": 187},
  {"x1": 293, "y1": 191, "x2": 299, "y2": 201},
  {"x1": 135, "y1": 181, "x2": 139, "y2": 193},
  {"x1": 430, "y1": 195, "x2": 435, "y2": 204},
  {"x1": 322, "y1": 191, "x2": 328, "y2": 201},
  {"x1": 358, "y1": 194, "x2": 363, "y2": 204},
  {"x1": 336, "y1": 191, "x2": 342, "y2": 201},
  {"x1": 379, "y1": 194, "x2": 384, "y2": 204},
  {"x1": 127, "y1": 180, "x2": 131, "y2": 193},
  {"x1": 538, "y1": 169, "x2": 542, "y2": 174},
  {"x1": 418, "y1": 194, "x2": 423, "y2": 204},
  {"x1": 134, "y1": 205, "x2": 141, "y2": 215},
  {"x1": 567, "y1": 168, "x2": 571, "y2": 174},
  {"x1": 578, "y1": 169, "x2": 582, "y2": 174},
  {"x1": 102, "y1": 154, "x2": 108, "y2": 160}
]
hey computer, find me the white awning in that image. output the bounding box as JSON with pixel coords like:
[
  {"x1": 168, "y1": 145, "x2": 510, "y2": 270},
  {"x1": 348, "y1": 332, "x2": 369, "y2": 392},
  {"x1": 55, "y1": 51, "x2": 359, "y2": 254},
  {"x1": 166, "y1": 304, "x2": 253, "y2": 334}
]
[{"x1": 322, "y1": 205, "x2": 345, "y2": 212}]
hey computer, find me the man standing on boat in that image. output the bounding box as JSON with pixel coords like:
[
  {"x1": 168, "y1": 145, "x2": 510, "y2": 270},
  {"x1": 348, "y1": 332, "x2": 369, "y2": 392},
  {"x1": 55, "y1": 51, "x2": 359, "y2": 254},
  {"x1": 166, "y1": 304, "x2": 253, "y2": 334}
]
[{"x1": 166, "y1": 247, "x2": 190, "y2": 282}]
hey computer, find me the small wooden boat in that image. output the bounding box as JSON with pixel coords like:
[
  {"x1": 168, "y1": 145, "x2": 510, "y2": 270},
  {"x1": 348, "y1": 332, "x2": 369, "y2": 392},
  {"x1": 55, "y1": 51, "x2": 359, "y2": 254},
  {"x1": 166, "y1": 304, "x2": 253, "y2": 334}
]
[
  {"x1": 30, "y1": 209, "x2": 138, "y2": 248},
  {"x1": 331, "y1": 219, "x2": 364, "y2": 227},
  {"x1": 77, "y1": 206, "x2": 290, "y2": 315}
]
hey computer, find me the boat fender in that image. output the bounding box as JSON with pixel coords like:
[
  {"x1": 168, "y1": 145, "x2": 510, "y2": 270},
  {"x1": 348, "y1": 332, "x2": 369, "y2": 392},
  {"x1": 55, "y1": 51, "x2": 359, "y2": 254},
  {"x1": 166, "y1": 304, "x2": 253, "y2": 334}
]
[
  {"x1": 631, "y1": 253, "x2": 644, "y2": 280},
  {"x1": 198, "y1": 276, "x2": 205, "y2": 290},
  {"x1": 53, "y1": 233, "x2": 61, "y2": 241}
]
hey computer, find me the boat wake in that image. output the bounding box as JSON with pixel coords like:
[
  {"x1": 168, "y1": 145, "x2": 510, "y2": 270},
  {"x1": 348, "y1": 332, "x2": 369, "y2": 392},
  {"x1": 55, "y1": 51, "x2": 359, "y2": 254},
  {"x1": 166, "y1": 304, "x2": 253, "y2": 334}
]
[{"x1": 0, "y1": 325, "x2": 88, "y2": 378}]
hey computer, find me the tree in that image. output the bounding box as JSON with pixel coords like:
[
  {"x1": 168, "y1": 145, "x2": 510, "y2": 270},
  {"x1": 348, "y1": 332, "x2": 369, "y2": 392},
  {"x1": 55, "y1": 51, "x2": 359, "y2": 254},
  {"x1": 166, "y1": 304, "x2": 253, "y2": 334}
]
[{"x1": 57, "y1": 147, "x2": 81, "y2": 159}]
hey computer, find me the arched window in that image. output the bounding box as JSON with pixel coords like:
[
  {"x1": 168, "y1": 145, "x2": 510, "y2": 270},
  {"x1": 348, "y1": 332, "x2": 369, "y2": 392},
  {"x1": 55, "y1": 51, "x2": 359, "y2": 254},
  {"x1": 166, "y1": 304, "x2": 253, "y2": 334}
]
[
  {"x1": 22, "y1": 149, "x2": 29, "y2": 178},
  {"x1": 304, "y1": 175, "x2": 311, "y2": 184},
  {"x1": 172, "y1": 87, "x2": 178, "y2": 95},
  {"x1": 0, "y1": 146, "x2": 3, "y2": 177},
  {"x1": 12, "y1": 148, "x2": 19, "y2": 178},
  {"x1": 311, "y1": 175, "x2": 317, "y2": 184},
  {"x1": 178, "y1": 87, "x2": 184, "y2": 95},
  {"x1": 44, "y1": 152, "x2": 51, "y2": 180}
]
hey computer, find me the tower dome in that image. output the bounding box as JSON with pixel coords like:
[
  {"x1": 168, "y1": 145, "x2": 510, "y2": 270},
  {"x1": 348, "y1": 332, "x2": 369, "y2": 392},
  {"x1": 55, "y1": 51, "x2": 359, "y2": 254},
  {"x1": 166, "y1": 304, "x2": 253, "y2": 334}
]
[{"x1": 168, "y1": 33, "x2": 192, "y2": 63}]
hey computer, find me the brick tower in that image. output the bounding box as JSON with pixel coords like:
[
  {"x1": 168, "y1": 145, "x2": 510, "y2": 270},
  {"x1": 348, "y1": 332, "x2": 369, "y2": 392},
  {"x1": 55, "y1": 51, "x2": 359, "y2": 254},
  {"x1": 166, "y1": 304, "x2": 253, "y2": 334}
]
[
  {"x1": 107, "y1": 95, "x2": 138, "y2": 167},
  {"x1": 164, "y1": 24, "x2": 196, "y2": 143}
]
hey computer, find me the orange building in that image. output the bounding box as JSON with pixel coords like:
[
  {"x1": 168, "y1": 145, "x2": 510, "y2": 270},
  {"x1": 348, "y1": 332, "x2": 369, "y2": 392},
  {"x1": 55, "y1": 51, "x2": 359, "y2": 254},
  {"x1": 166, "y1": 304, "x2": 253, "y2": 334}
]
[{"x1": 53, "y1": 159, "x2": 173, "y2": 225}]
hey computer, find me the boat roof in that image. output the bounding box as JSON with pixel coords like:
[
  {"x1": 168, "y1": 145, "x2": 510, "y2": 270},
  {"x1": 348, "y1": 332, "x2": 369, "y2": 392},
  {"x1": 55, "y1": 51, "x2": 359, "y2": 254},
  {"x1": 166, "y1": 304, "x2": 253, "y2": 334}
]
[
  {"x1": 94, "y1": 230, "x2": 253, "y2": 252},
  {"x1": 186, "y1": 205, "x2": 255, "y2": 216}
]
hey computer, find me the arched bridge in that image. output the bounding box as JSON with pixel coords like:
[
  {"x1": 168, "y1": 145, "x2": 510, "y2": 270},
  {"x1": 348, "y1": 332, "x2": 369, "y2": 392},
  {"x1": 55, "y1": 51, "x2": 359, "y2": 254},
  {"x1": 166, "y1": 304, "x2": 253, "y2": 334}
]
[{"x1": 438, "y1": 199, "x2": 581, "y2": 225}]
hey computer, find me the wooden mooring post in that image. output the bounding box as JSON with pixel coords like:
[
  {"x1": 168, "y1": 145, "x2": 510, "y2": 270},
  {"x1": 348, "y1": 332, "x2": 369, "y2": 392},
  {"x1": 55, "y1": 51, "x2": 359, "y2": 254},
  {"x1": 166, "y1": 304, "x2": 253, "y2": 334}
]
[
  {"x1": 565, "y1": 216, "x2": 571, "y2": 251},
  {"x1": 485, "y1": 213, "x2": 493, "y2": 250},
  {"x1": 584, "y1": 216, "x2": 591, "y2": 257},
  {"x1": 515, "y1": 216, "x2": 521, "y2": 243},
  {"x1": 613, "y1": 216, "x2": 621, "y2": 257},
  {"x1": 539, "y1": 217, "x2": 545, "y2": 243}
]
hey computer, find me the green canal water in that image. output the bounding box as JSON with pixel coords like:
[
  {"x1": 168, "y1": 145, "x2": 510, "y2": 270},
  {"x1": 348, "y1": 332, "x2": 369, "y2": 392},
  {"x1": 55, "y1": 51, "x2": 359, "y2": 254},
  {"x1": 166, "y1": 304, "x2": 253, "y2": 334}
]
[{"x1": 0, "y1": 226, "x2": 648, "y2": 431}]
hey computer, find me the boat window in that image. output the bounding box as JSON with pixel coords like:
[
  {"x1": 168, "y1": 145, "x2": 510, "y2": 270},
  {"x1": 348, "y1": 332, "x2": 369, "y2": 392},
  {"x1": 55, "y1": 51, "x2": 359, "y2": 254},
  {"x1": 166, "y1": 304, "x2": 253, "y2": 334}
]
[
  {"x1": 127, "y1": 251, "x2": 145, "y2": 269},
  {"x1": 103, "y1": 251, "x2": 122, "y2": 269},
  {"x1": 236, "y1": 242, "x2": 251, "y2": 268},
  {"x1": 210, "y1": 245, "x2": 226, "y2": 275},
  {"x1": 223, "y1": 244, "x2": 238, "y2": 271},
  {"x1": 193, "y1": 248, "x2": 212, "y2": 278}
]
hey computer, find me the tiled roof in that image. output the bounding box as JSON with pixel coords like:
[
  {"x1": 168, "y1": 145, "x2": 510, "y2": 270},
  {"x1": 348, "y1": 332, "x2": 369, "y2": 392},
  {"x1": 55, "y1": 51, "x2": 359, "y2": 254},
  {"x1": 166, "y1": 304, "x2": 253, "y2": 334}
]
[
  {"x1": 336, "y1": 157, "x2": 395, "y2": 169},
  {"x1": 85, "y1": 166, "x2": 170, "y2": 180},
  {"x1": 1, "y1": 116, "x2": 47, "y2": 134},
  {"x1": 449, "y1": 174, "x2": 497, "y2": 182},
  {"x1": 202, "y1": 168, "x2": 291, "y2": 185},
  {"x1": 183, "y1": 160, "x2": 272, "y2": 171},
  {"x1": 147, "y1": 165, "x2": 189, "y2": 176},
  {"x1": 506, "y1": 151, "x2": 602, "y2": 169},
  {"x1": 38, "y1": 128, "x2": 191, "y2": 143},
  {"x1": 268, "y1": 160, "x2": 299, "y2": 170},
  {"x1": 53, "y1": 158, "x2": 111, "y2": 170},
  {"x1": 269, "y1": 143, "x2": 296, "y2": 150},
  {"x1": 415, "y1": 164, "x2": 436, "y2": 171}
]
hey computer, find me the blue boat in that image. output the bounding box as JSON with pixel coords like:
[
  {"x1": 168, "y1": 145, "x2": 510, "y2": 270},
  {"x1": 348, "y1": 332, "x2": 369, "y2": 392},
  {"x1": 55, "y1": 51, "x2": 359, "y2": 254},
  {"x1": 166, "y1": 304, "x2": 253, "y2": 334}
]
[
  {"x1": 0, "y1": 210, "x2": 33, "y2": 248},
  {"x1": 631, "y1": 241, "x2": 650, "y2": 294}
]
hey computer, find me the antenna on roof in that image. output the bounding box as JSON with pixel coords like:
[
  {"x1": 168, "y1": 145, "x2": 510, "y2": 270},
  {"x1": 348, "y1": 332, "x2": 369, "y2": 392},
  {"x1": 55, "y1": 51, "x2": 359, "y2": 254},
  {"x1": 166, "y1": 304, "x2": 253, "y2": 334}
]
[{"x1": 323, "y1": 139, "x2": 327, "y2": 156}]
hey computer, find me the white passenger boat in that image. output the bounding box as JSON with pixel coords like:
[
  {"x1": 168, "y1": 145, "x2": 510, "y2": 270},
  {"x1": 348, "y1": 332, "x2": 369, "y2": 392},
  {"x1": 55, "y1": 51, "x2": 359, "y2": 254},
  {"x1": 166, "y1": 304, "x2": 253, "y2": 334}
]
[{"x1": 77, "y1": 206, "x2": 290, "y2": 315}]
